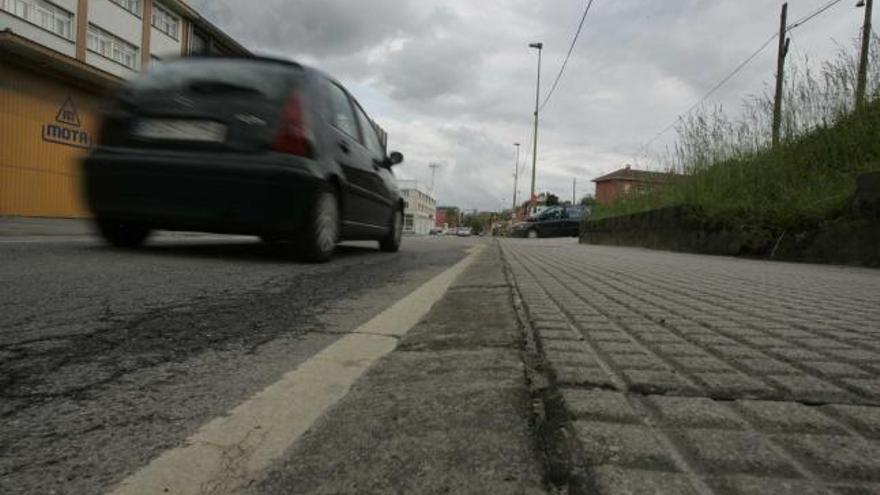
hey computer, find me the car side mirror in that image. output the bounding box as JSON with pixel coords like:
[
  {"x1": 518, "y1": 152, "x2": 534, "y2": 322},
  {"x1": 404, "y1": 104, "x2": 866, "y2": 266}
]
[{"x1": 387, "y1": 151, "x2": 404, "y2": 166}]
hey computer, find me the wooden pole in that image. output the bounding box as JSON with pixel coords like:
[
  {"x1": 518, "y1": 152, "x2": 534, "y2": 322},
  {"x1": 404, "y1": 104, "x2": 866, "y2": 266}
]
[
  {"x1": 856, "y1": 0, "x2": 874, "y2": 110},
  {"x1": 772, "y1": 3, "x2": 790, "y2": 147}
]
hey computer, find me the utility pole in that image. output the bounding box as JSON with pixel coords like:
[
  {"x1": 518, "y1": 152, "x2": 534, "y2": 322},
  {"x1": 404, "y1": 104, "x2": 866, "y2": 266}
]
[
  {"x1": 512, "y1": 143, "x2": 520, "y2": 213},
  {"x1": 856, "y1": 0, "x2": 874, "y2": 110},
  {"x1": 529, "y1": 42, "x2": 543, "y2": 214},
  {"x1": 572, "y1": 178, "x2": 577, "y2": 205},
  {"x1": 772, "y1": 3, "x2": 790, "y2": 147},
  {"x1": 428, "y1": 163, "x2": 441, "y2": 193}
]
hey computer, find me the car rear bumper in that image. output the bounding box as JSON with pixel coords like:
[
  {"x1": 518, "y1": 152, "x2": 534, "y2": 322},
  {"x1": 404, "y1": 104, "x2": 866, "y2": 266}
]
[{"x1": 82, "y1": 147, "x2": 323, "y2": 236}]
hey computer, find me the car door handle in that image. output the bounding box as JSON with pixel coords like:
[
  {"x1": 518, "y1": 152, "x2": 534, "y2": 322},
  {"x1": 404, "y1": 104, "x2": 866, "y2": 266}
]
[{"x1": 338, "y1": 141, "x2": 350, "y2": 154}]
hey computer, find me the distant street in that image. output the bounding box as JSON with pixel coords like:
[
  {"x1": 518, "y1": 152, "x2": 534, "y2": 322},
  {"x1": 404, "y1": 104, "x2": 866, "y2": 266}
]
[{"x1": 0, "y1": 233, "x2": 476, "y2": 495}]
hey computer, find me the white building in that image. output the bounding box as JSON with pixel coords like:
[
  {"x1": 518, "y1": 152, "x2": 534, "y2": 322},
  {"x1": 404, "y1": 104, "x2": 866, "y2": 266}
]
[{"x1": 398, "y1": 180, "x2": 436, "y2": 235}]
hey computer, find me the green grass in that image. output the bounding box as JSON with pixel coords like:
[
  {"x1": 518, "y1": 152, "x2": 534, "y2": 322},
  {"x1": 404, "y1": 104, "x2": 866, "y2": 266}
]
[{"x1": 593, "y1": 36, "x2": 880, "y2": 229}]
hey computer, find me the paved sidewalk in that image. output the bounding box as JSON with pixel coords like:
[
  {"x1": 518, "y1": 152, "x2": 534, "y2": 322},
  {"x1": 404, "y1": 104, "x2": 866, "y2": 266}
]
[
  {"x1": 502, "y1": 239, "x2": 880, "y2": 494},
  {"x1": 249, "y1": 243, "x2": 547, "y2": 494}
]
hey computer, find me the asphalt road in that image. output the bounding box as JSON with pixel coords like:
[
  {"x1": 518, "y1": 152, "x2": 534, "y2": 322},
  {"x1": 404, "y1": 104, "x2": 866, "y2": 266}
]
[{"x1": 0, "y1": 233, "x2": 476, "y2": 495}]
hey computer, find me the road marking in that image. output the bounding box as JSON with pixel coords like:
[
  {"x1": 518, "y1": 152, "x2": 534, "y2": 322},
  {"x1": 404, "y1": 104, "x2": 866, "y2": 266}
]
[{"x1": 109, "y1": 244, "x2": 485, "y2": 495}]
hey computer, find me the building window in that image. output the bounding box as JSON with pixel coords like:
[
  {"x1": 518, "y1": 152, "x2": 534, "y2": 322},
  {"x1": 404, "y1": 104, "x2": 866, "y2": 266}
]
[
  {"x1": 87, "y1": 24, "x2": 139, "y2": 69},
  {"x1": 151, "y1": 2, "x2": 179, "y2": 40},
  {"x1": 109, "y1": 0, "x2": 140, "y2": 16},
  {"x1": 0, "y1": 0, "x2": 73, "y2": 40}
]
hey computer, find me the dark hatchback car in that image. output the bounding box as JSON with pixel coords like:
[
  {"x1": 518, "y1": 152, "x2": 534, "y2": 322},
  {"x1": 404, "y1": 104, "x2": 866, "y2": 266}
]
[
  {"x1": 511, "y1": 205, "x2": 587, "y2": 238},
  {"x1": 83, "y1": 56, "x2": 404, "y2": 261}
]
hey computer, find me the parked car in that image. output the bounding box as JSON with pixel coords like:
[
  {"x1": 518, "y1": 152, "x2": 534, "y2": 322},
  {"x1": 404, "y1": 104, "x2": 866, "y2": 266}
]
[
  {"x1": 83, "y1": 56, "x2": 405, "y2": 261},
  {"x1": 510, "y1": 205, "x2": 586, "y2": 238},
  {"x1": 456, "y1": 227, "x2": 473, "y2": 237}
]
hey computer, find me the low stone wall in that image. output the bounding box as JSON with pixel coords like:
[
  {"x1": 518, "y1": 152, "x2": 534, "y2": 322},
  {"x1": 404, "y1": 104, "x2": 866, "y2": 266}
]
[{"x1": 581, "y1": 172, "x2": 880, "y2": 267}]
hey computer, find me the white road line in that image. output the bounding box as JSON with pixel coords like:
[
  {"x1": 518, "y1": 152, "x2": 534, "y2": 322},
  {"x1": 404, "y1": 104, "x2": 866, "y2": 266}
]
[{"x1": 108, "y1": 244, "x2": 485, "y2": 495}]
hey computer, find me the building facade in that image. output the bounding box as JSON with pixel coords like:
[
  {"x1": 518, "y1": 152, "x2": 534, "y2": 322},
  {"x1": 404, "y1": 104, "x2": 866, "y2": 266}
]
[
  {"x1": 0, "y1": 0, "x2": 247, "y2": 217},
  {"x1": 398, "y1": 180, "x2": 435, "y2": 235},
  {"x1": 592, "y1": 165, "x2": 676, "y2": 205}
]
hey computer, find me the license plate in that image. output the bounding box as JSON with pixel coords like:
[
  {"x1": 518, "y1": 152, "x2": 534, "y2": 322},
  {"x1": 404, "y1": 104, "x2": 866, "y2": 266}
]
[{"x1": 133, "y1": 119, "x2": 227, "y2": 142}]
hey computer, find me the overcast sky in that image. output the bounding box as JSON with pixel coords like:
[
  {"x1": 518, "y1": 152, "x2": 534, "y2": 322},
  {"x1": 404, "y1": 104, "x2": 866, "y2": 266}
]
[{"x1": 189, "y1": 0, "x2": 867, "y2": 211}]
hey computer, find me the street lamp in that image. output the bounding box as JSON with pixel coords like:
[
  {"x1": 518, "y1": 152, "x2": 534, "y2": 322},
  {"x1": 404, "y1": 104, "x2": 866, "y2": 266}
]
[
  {"x1": 528, "y1": 42, "x2": 543, "y2": 215},
  {"x1": 512, "y1": 142, "x2": 520, "y2": 213}
]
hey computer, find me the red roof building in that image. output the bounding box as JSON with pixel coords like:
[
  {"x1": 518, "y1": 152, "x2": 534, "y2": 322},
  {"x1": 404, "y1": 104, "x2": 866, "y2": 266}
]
[{"x1": 592, "y1": 165, "x2": 676, "y2": 205}]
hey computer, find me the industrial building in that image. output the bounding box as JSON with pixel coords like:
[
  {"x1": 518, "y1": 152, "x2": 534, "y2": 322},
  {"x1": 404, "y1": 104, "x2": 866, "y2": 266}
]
[
  {"x1": 398, "y1": 180, "x2": 435, "y2": 235},
  {"x1": 0, "y1": 0, "x2": 248, "y2": 217}
]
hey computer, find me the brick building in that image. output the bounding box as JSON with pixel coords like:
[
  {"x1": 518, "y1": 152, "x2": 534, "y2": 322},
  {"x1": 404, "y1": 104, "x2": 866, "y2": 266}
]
[{"x1": 592, "y1": 165, "x2": 676, "y2": 205}]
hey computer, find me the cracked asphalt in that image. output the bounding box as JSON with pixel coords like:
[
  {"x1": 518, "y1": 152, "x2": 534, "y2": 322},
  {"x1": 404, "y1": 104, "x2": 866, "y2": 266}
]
[{"x1": 0, "y1": 233, "x2": 475, "y2": 495}]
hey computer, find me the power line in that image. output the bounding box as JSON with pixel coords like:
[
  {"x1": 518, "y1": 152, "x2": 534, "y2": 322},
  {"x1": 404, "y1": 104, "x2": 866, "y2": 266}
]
[
  {"x1": 539, "y1": 0, "x2": 598, "y2": 111},
  {"x1": 636, "y1": 32, "x2": 780, "y2": 155},
  {"x1": 636, "y1": 0, "x2": 846, "y2": 157},
  {"x1": 787, "y1": 0, "x2": 844, "y2": 31}
]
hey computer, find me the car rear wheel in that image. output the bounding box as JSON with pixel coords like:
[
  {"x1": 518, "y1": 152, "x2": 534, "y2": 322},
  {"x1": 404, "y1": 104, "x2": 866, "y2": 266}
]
[
  {"x1": 96, "y1": 218, "x2": 152, "y2": 248},
  {"x1": 527, "y1": 229, "x2": 539, "y2": 239},
  {"x1": 298, "y1": 188, "x2": 339, "y2": 262},
  {"x1": 379, "y1": 209, "x2": 403, "y2": 253}
]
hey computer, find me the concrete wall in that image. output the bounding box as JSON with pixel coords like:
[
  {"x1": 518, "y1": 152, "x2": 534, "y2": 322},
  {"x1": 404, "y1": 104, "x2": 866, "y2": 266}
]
[{"x1": 581, "y1": 201, "x2": 880, "y2": 267}]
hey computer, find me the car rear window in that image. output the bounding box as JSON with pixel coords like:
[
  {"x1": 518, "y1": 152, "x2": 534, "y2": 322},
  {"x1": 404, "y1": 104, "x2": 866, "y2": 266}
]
[{"x1": 128, "y1": 59, "x2": 296, "y2": 100}]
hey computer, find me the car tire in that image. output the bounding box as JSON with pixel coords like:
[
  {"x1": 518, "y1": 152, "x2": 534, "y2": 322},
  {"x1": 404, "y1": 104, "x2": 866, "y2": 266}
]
[
  {"x1": 379, "y1": 208, "x2": 403, "y2": 253},
  {"x1": 95, "y1": 218, "x2": 151, "y2": 248},
  {"x1": 298, "y1": 187, "x2": 339, "y2": 262},
  {"x1": 527, "y1": 229, "x2": 539, "y2": 239}
]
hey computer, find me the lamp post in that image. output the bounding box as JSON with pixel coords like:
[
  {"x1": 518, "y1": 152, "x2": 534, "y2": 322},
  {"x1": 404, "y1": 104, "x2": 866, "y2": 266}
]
[
  {"x1": 528, "y1": 42, "x2": 543, "y2": 215},
  {"x1": 512, "y1": 142, "x2": 520, "y2": 214}
]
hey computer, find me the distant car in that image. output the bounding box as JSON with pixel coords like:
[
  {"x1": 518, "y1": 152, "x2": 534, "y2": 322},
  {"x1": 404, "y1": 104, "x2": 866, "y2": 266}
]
[
  {"x1": 83, "y1": 56, "x2": 405, "y2": 261},
  {"x1": 511, "y1": 206, "x2": 586, "y2": 238},
  {"x1": 456, "y1": 227, "x2": 473, "y2": 237}
]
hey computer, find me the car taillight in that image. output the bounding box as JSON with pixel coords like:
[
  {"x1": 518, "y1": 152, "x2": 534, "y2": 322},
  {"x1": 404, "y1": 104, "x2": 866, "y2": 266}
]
[{"x1": 272, "y1": 91, "x2": 314, "y2": 157}]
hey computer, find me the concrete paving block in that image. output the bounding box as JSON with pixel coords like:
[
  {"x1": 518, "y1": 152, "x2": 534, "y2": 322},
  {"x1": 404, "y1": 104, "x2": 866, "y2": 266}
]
[
  {"x1": 709, "y1": 344, "x2": 769, "y2": 360},
  {"x1": 672, "y1": 356, "x2": 736, "y2": 372},
  {"x1": 843, "y1": 378, "x2": 880, "y2": 400},
  {"x1": 691, "y1": 372, "x2": 777, "y2": 398},
  {"x1": 574, "y1": 421, "x2": 678, "y2": 470},
  {"x1": 561, "y1": 390, "x2": 641, "y2": 424},
  {"x1": 554, "y1": 365, "x2": 616, "y2": 389},
  {"x1": 644, "y1": 396, "x2": 748, "y2": 430},
  {"x1": 671, "y1": 429, "x2": 799, "y2": 477},
  {"x1": 537, "y1": 328, "x2": 580, "y2": 341},
  {"x1": 767, "y1": 346, "x2": 830, "y2": 361},
  {"x1": 775, "y1": 434, "x2": 880, "y2": 482},
  {"x1": 543, "y1": 349, "x2": 601, "y2": 368},
  {"x1": 736, "y1": 357, "x2": 801, "y2": 375},
  {"x1": 705, "y1": 475, "x2": 827, "y2": 495},
  {"x1": 766, "y1": 374, "x2": 855, "y2": 403},
  {"x1": 587, "y1": 331, "x2": 636, "y2": 343},
  {"x1": 619, "y1": 370, "x2": 698, "y2": 396},
  {"x1": 595, "y1": 341, "x2": 646, "y2": 355},
  {"x1": 824, "y1": 405, "x2": 880, "y2": 439},
  {"x1": 608, "y1": 354, "x2": 670, "y2": 371},
  {"x1": 734, "y1": 400, "x2": 847, "y2": 434},
  {"x1": 635, "y1": 332, "x2": 688, "y2": 344},
  {"x1": 542, "y1": 339, "x2": 589, "y2": 353},
  {"x1": 589, "y1": 466, "x2": 699, "y2": 495},
  {"x1": 651, "y1": 343, "x2": 712, "y2": 358}
]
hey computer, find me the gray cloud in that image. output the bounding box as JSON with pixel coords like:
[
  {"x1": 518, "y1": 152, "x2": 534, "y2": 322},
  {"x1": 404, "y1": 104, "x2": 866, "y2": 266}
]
[{"x1": 189, "y1": 0, "x2": 864, "y2": 210}]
